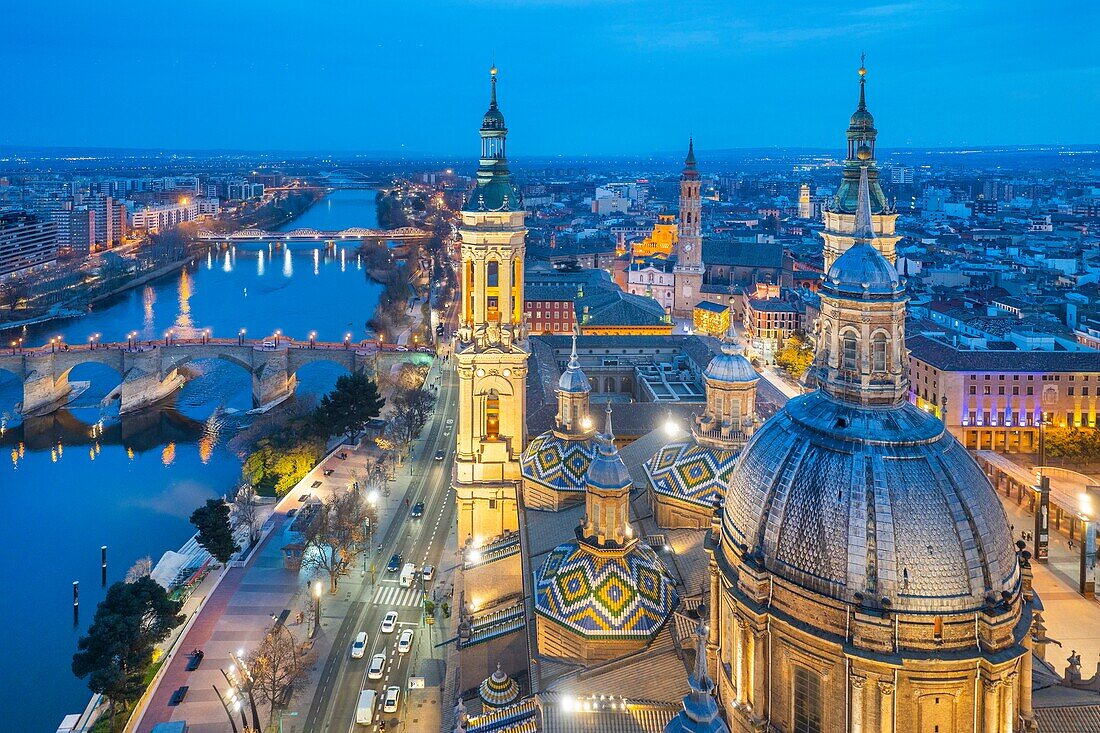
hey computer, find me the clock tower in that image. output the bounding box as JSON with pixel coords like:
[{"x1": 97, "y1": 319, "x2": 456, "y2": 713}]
[
  {"x1": 673, "y1": 139, "x2": 704, "y2": 317},
  {"x1": 453, "y1": 67, "x2": 529, "y2": 543}
]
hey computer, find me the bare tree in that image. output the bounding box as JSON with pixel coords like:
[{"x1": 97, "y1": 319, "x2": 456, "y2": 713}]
[
  {"x1": 233, "y1": 484, "x2": 262, "y2": 545},
  {"x1": 301, "y1": 491, "x2": 365, "y2": 593},
  {"x1": 124, "y1": 556, "x2": 152, "y2": 584},
  {"x1": 248, "y1": 623, "x2": 312, "y2": 725}
]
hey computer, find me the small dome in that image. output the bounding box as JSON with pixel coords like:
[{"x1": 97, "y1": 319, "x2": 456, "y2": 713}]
[
  {"x1": 478, "y1": 663, "x2": 520, "y2": 709},
  {"x1": 558, "y1": 367, "x2": 591, "y2": 393},
  {"x1": 586, "y1": 433, "x2": 632, "y2": 493},
  {"x1": 482, "y1": 106, "x2": 506, "y2": 131},
  {"x1": 849, "y1": 107, "x2": 875, "y2": 129},
  {"x1": 703, "y1": 348, "x2": 758, "y2": 384},
  {"x1": 722, "y1": 390, "x2": 1020, "y2": 614},
  {"x1": 521, "y1": 432, "x2": 597, "y2": 494},
  {"x1": 533, "y1": 540, "x2": 678, "y2": 638},
  {"x1": 825, "y1": 242, "x2": 899, "y2": 295}
]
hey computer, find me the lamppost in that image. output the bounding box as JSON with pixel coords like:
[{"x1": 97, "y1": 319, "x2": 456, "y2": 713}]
[
  {"x1": 309, "y1": 331, "x2": 316, "y2": 349},
  {"x1": 213, "y1": 684, "x2": 241, "y2": 733},
  {"x1": 229, "y1": 648, "x2": 261, "y2": 732},
  {"x1": 344, "y1": 332, "x2": 351, "y2": 350},
  {"x1": 1080, "y1": 492, "x2": 1097, "y2": 596},
  {"x1": 239, "y1": 328, "x2": 246, "y2": 346},
  {"x1": 274, "y1": 329, "x2": 282, "y2": 347},
  {"x1": 311, "y1": 580, "x2": 322, "y2": 638},
  {"x1": 278, "y1": 711, "x2": 299, "y2": 733},
  {"x1": 202, "y1": 328, "x2": 211, "y2": 345}
]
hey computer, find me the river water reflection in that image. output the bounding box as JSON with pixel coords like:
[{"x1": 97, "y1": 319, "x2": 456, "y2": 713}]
[{"x1": 0, "y1": 189, "x2": 383, "y2": 732}]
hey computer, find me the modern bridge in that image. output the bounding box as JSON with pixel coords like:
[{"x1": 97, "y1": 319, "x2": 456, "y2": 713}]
[
  {"x1": 0, "y1": 337, "x2": 419, "y2": 417},
  {"x1": 197, "y1": 226, "x2": 431, "y2": 244}
]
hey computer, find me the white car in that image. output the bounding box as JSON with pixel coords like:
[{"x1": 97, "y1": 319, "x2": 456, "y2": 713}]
[
  {"x1": 421, "y1": 564, "x2": 435, "y2": 582},
  {"x1": 350, "y1": 632, "x2": 367, "y2": 659},
  {"x1": 383, "y1": 685, "x2": 401, "y2": 713},
  {"x1": 380, "y1": 611, "x2": 398, "y2": 634},
  {"x1": 367, "y1": 653, "x2": 386, "y2": 680},
  {"x1": 397, "y1": 629, "x2": 414, "y2": 654}
]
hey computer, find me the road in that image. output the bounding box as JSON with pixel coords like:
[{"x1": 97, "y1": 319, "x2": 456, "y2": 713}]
[{"x1": 301, "y1": 351, "x2": 459, "y2": 733}]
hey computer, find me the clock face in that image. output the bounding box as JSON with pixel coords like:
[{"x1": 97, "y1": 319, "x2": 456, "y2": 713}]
[{"x1": 683, "y1": 244, "x2": 693, "y2": 252}]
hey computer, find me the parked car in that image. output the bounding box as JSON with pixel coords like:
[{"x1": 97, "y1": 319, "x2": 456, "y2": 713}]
[
  {"x1": 387, "y1": 554, "x2": 401, "y2": 572},
  {"x1": 350, "y1": 632, "x2": 367, "y2": 659}
]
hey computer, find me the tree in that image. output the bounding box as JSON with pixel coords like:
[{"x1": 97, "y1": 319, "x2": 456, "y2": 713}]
[
  {"x1": 301, "y1": 491, "x2": 365, "y2": 593},
  {"x1": 391, "y1": 387, "x2": 436, "y2": 438},
  {"x1": 248, "y1": 623, "x2": 313, "y2": 724},
  {"x1": 313, "y1": 372, "x2": 385, "y2": 443},
  {"x1": 124, "y1": 557, "x2": 152, "y2": 584},
  {"x1": 190, "y1": 498, "x2": 239, "y2": 565},
  {"x1": 72, "y1": 578, "x2": 184, "y2": 731},
  {"x1": 775, "y1": 333, "x2": 815, "y2": 378},
  {"x1": 233, "y1": 484, "x2": 262, "y2": 545}
]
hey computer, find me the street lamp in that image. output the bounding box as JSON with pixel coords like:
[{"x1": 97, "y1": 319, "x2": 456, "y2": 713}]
[
  {"x1": 311, "y1": 580, "x2": 322, "y2": 638},
  {"x1": 344, "y1": 332, "x2": 351, "y2": 350},
  {"x1": 309, "y1": 330, "x2": 316, "y2": 348},
  {"x1": 275, "y1": 329, "x2": 282, "y2": 347},
  {"x1": 239, "y1": 328, "x2": 246, "y2": 346},
  {"x1": 1079, "y1": 492, "x2": 1097, "y2": 596}
]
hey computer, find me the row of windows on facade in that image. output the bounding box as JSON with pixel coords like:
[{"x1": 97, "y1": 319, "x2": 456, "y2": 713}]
[{"x1": 962, "y1": 410, "x2": 1092, "y2": 428}]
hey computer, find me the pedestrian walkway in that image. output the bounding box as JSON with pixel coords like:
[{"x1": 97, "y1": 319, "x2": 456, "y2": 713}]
[{"x1": 372, "y1": 585, "x2": 427, "y2": 608}]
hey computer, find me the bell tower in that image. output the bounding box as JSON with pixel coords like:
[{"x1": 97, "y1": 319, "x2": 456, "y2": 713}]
[
  {"x1": 673, "y1": 138, "x2": 704, "y2": 317},
  {"x1": 820, "y1": 59, "x2": 900, "y2": 271},
  {"x1": 453, "y1": 67, "x2": 529, "y2": 543}
]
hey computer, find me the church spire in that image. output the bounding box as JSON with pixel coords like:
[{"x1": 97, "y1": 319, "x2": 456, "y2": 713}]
[
  {"x1": 682, "y1": 138, "x2": 699, "y2": 179},
  {"x1": 857, "y1": 52, "x2": 867, "y2": 113},
  {"x1": 853, "y1": 164, "x2": 874, "y2": 240},
  {"x1": 489, "y1": 64, "x2": 498, "y2": 109},
  {"x1": 580, "y1": 403, "x2": 634, "y2": 547},
  {"x1": 662, "y1": 620, "x2": 728, "y2": 732}
]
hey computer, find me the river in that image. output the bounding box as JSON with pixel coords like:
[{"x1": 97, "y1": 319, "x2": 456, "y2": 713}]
[{"x1": 0, "y1": 189, "x2": 384, "y2": 732}]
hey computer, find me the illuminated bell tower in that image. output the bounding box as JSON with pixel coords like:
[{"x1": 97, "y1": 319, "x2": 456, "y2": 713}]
[
  {"x1": 820, "y1": 58, "x2": 900, "y2": 271},
  {"x1": 673, "y1": 138, "x2": 704, "y2": 317},
  {"x1": 454, "y1": 67, "x2": 529, "y2": 543}
]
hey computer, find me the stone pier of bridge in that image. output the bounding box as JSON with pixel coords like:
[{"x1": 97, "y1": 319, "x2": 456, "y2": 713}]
[{"x1": 0, "y1": 341, "x2": 374, "y2": 417}]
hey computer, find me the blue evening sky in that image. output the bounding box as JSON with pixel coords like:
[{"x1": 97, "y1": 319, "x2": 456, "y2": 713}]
[{"x1": 1, "y1": 1, "x2": 1096, "y2": 155}]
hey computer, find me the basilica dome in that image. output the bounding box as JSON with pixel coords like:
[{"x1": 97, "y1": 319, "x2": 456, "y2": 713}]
[
  {"x1": 721, "y1": 389, "x2": 1020, "y2": 614},
  {"x1": 825, "y1": 241, "x2": 900, "y2": 295},
  {"x1": 703, "y1": 348, "x2": 758, "y2": 384}
]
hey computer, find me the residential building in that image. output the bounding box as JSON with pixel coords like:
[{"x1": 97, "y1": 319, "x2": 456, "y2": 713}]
[{"x1": 0, "y1": 211, "x2": 58, "y2": 278}]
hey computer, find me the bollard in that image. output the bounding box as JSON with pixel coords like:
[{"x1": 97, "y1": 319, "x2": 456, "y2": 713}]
[
  {"x1": 73, "y1": 581, "x2": 79, "y2": 625},
  {"x1": 101, "y1": 545, "x2": 107, "y2": 586}
]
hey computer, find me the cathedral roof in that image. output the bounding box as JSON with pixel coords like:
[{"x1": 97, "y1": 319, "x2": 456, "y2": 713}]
[
  {"x1": 645, "y1": 441, "x2": 739, "y2": 509},
  {"x1": 558, "y1": 335, "x2": 591, "y2": 394},
  {"x1": 824, "y1": 242, "x2": 900, "y2": 296},
  {"x1": 720, "y1": 389, "x2": 1021, "y2": 614},
  {"x1": 520, "y1": 431, "x2": 598, "y2": 494},
  {"x1": 533, "y1": 540, "x2": 679, "y2": 638}
]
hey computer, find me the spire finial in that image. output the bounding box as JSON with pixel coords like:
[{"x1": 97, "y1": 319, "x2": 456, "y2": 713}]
[
  {"x1": 691, "y1": 619, "x2": 712, "y2": 692},
  {"x1": 568, "y1": 333, "x2": 579, "y2": 369},
  {"x1": 685, "y1": 137, "x2": 697, "y2": 167},
  {"x1": 604, "y1": 402, "x2": 615, "y2": 442},
  {"x1": 854, "y1": 165, "x2": 874, "y2": 240},
  {"x1": 489, "y1": 64, "x2": 498, "y2": 109},
  {"x1": 857, "y1": 53, "x2": 868, "y2": 110}
]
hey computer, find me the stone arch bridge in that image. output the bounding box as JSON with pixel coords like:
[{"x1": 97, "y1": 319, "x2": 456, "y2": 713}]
[{"x1": 0, "y1": 339, "x2": 411, "y2": 417}]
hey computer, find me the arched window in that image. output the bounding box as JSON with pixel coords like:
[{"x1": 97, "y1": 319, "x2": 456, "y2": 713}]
[
  {"x1": 872, "y1": 335, "x2": 888, "y2": 372},
  {"x1": 485, "y1": 390, "x2": 500, "y2": 439},
  {"x1": 604, "y1": 377, "x2": 615, "y2": 392},
  {"x1": 841, "y1": 333, "x2": 858, "y2": 371},
  {"x1": 793, "y1": 667, "x2": 823, "y2": 733}
]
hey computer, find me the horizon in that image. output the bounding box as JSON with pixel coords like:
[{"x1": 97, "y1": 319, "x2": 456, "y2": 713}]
[{"x1": 2, "y1": 1, "x2": 1096, "y2": 155}]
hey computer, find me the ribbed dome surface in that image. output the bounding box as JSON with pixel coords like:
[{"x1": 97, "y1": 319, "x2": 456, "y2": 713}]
[
  {"x1": 825, "y1": 242, "x2": 899, "y2": 295},
  {"x1": 721, "y1": 390, "x2": 1020, "y2": 613},
  {"x1": 558, "y1": 367, "x2": 591, "y2": 393},
  {"x1": 704, "y1": 351, "x2": 759, "y2": 384},
  {"x1": 482, "y1": 106, "x2": 506, "y2": 130}
]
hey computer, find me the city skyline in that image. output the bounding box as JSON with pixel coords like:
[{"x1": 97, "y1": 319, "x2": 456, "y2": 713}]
[{"x1": 2, "y1": 1, "x2": 1096, "y2": 155}]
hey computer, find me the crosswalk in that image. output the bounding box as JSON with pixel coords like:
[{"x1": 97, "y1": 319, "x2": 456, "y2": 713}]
[{"x1": 372, "y1": 585, "x2": 425, "y2": 608}]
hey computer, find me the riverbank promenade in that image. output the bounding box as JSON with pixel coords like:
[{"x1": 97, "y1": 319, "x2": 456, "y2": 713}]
[{"x1": 134, "y1": 361, "x2": 451, "y2": 733}]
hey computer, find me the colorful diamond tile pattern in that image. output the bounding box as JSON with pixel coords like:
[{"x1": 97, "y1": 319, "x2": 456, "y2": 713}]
[
  {"x1": 645, "y1": 440, "x2": 740, "y2": 508},
  {"x1": 520, "y1": 432, "x2": 597, "y2": 493},
  {"x1": 533, "y1": 541, "x2": 679, "y2": 637}
]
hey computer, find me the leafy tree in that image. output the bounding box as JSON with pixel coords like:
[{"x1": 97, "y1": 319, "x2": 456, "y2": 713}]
[
  {"x1": 313, "y1": 372, "x2": 385, "y2": 443},
  {"x1": 72, "y1": 578, "x2": 183, "y2": 730},
  {"x1": 190, "y1": 498, "x2": 239, "y2": 564},
  {"x1": 775, "y1": 333, "x2": 814, "y2": 378}
]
